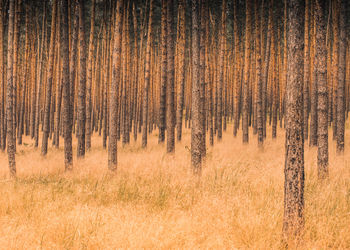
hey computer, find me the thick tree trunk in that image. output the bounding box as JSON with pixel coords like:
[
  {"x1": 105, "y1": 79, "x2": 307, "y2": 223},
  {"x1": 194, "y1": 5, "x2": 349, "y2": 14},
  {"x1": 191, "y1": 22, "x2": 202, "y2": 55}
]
[{"x1": 283, "y1": 0, "x2": 305, "y2": 242}]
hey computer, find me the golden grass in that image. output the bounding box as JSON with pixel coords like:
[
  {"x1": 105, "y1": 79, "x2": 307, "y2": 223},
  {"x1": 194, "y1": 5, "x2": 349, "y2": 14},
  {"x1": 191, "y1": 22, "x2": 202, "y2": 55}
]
[{"x1": 0, "y1": 125, "x2": 350, "y2": 249}]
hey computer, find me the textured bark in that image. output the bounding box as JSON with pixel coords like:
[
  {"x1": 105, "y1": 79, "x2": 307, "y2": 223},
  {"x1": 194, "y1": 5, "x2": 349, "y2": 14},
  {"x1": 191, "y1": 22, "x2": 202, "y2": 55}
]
[
  {"x1": 35, "y1": 3, "x2": 46, "y2": 148},
  {"x1": 0, "y1": 0, "x2": 4, "y2": 152},
  {"x1": 262, "y1": 0, "x2": 273, "y2": 139},
  {"x1": 199, "y1": 0, "x2": 206, "y2": 157},
  {"x1": 158, "y1": 0, "x2": 167, "y2": 144},
  {"x1": 283, "y1": 0, "x2": 305, "y2": 241},
  {"x1": 191, "y1": 0, "x2": 201, "y2": 173},
  {"x1": 176, "y1": 0, "x2": 185, "y2": 142},
  {"x1": 41, "y1": 0, "x2": 57, "y2": 156},
  {"x1": 303, "y1": 0, "x2": 310, "y2": 141},
  {"x1": 77, "y1": 0, "x2": 87, "y2": 158},
  {"x1": 69, "y1": 2, "x2": 79, "y2": 137},
  {"x1": 255, "y1": 0, "x2": 263, "y2": 147},
  {"x1": 332, "y1": 2, "x2": 339, "y2": 140},
  {"x1": 309, "y1": 4, "x2": 318, "y2": 147},
  {"x1": 315, "y1": 0, "x2": 328, "y2": 178},
  {"x1": 166, "y1": 0, "x2": 175, "y2": 153},
  {"x1": 336, "y1": 0, "x2": 346, "y2": 153},
  {"x1": 6, "y1": 0, "x2": 16, "y2": 176},
  {"x1": 142, "y1": 0, "x2": 153, "y2": 148},
  {"x1": 242, "y1": 0, "x2": 251, "y2": 143},
  {"x1": 61, "y1": 0, "x2": 73, "y2": 170},
  {"x1": 232, "y1": 0, "x2": 240, "y2": 137},
  {"x1": 86, "y1": 0, "x2": 95, "y2": 151},
  {"x1": 217, "y1": 0, "x2": 226, "y2": 141},
  {"x1": 108, "y1": 0, "x2": 123, "y2": 170}
]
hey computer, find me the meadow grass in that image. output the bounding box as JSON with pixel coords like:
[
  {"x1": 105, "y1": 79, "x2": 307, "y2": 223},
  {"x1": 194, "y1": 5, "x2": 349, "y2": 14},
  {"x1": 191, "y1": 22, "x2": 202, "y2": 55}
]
[{"x1": 0, "y1": 126, "x2": 350, "y2": 249}]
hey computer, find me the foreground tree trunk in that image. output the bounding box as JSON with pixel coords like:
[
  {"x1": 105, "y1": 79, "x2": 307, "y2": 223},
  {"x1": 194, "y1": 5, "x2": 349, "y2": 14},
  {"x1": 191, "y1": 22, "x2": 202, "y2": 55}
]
[
  {"x1": 108, "y1": 0, "x2": 123, "y2": 170},
  {"x1": 283, "y1": 0, "x2": 304, "y2": 242},
  {"x1": 6, "y1": 0, "x2": 16, "y2": 176}
]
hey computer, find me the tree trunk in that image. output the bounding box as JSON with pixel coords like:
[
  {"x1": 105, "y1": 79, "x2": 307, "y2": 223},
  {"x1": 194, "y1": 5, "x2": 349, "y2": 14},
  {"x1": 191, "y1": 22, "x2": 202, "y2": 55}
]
[
  {"x1": 85, "y1": 0, "x2": 95, "y2": 151},
  {"x1": 108, "y1": 0, "x2": 123, "y2": 170},
  {"x1": 283, "y1": 0, "x2": 304, "y2": 242},
  {"x1": 315, "y1": 0, "x2": 328, "y2": 179},
  {"x1": 191, "y1": 0, "x2": 201, "y2": 174},
  {"x1": 41, "y1": 0, "x2": 57, "y2": 156},
  {"x1": 336, "y1": 0, "x2": 346, "y2": 153},
  {"x1": 62, "y1": 0, "x2": 73, "y2": 170},
  {"x1": 77, "y1": 0, "x2": 87, "y2": 158}
]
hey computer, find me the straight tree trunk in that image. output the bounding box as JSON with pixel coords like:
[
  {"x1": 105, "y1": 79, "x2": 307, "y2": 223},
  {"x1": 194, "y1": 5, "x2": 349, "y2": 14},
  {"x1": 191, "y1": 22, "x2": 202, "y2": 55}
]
[
  {"x1": 108, "y1": 0, "x2": 123, "y2": 170},
  {"x1": 336, "y1": 0, "x2": 346, "y2": 153},
  {"x1": 142, "y1": 0, "x2": 154, "y2": 148},
  {"x1": 61, "y1": 0, "x2": 73, "y2": 170},
  {"x1": 315, "y1": 0, "x2": 328, "y2": 178},
  {"x1": 283, "y1": 0, "x2": 305, "y2": 242},
  {"x1": 166, "y1": 0, "x2": 175, "y2": 153},
  {"x1": 242, "y1": 0, "x2": 252, "y2": 143},
  {"x1": 6, "y1": 0, "x2": 16, "y2": 176},
  {"x1": 77, "y1": 0, "x2": 87, "y2": 158},
  {"x1": 41, "y1": 0, "x2": 57, "y2": 156},
  {"x1": 176, "y1": 0, "x2": 185, "y2": 142},
  {"x1": 191, "y1": 0, "x2": 201, "y2": 174},
  {"x1": 86, "y1": 0, "x2": 95, "y2": 151}
]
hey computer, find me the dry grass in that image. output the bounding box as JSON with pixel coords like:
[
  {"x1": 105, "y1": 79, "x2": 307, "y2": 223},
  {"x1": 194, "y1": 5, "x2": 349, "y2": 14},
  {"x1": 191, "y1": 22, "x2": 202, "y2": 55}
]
[{"x1": 0, "y1": 125, "x2": 350, "y2": 249}]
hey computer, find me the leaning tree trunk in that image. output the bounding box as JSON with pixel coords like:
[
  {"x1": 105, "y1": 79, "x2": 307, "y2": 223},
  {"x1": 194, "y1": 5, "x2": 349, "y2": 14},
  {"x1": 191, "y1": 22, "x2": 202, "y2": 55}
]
[{"x1": 283, "y1": 0, "x2": 305, "y2": 242}]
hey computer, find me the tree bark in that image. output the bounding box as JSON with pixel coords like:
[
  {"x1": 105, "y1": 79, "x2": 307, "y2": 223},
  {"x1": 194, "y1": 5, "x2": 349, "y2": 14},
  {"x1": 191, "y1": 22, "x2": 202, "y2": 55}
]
[{"x1": 283, "y1": 0, "x2": 305, "y2": 242}]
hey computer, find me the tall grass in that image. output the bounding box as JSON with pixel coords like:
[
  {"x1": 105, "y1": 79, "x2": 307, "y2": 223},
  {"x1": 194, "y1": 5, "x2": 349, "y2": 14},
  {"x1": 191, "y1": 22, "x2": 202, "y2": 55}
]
[{"x1": 0, "y1": 126, "x2": 349, "y2": 249}]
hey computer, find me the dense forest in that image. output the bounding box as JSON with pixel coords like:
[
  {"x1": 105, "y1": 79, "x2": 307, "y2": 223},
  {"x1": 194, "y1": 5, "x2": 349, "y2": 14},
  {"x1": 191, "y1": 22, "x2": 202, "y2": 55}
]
[{"x1": 0, "y1": 0, "x2": 349, "y2": 245}]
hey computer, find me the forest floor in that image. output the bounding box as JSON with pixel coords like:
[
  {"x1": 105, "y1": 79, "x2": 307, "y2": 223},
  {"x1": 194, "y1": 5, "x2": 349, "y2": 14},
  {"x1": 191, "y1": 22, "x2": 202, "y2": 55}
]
[{"x1": 0, "y1": 125, "x2": 350, "y2": 249}]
